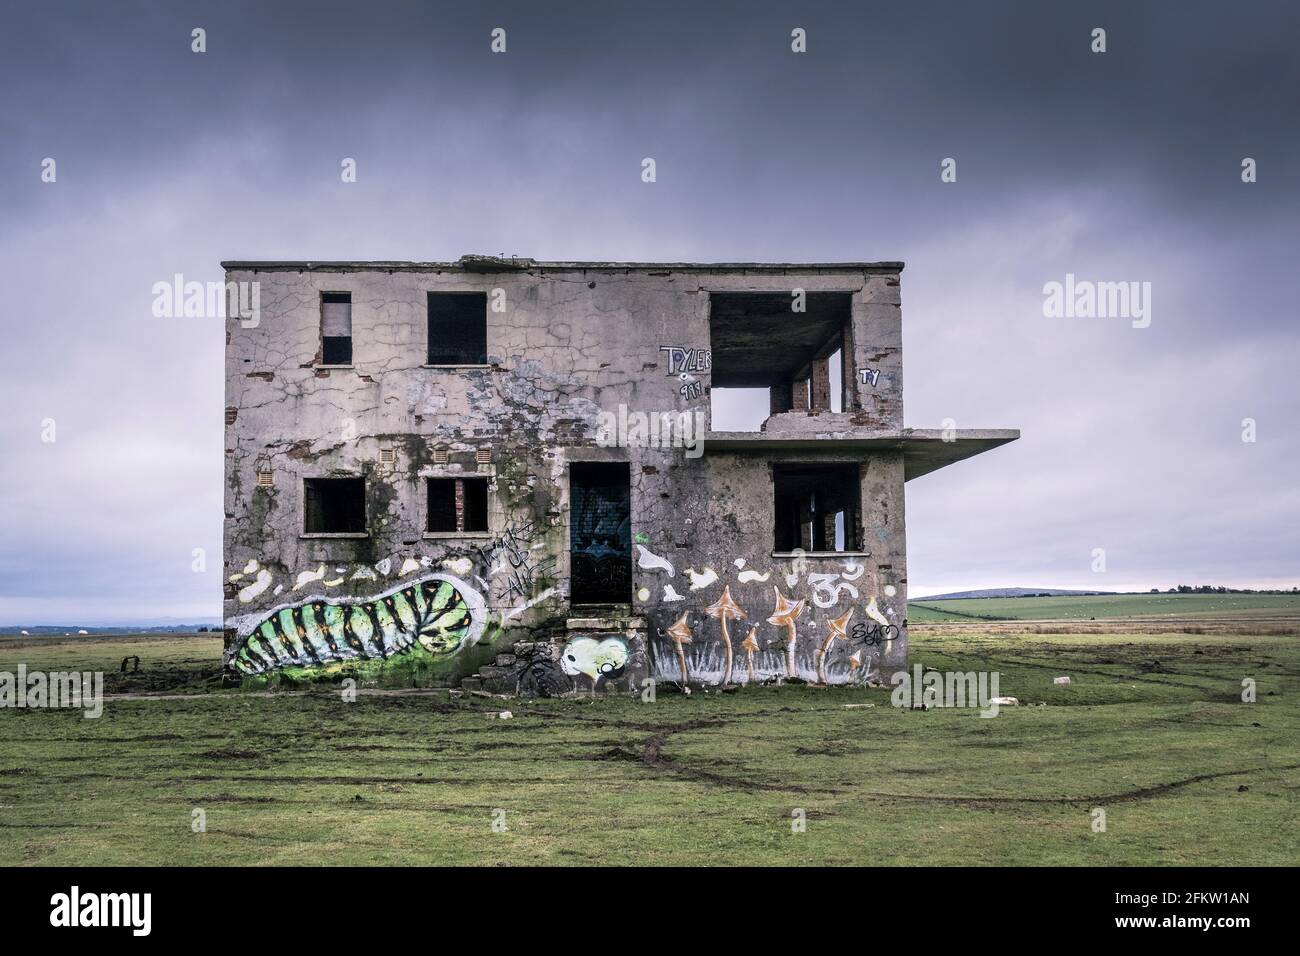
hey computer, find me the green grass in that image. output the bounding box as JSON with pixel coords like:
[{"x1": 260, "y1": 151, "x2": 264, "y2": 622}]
[
  {"x1": 0, "y1": 629, "x2": 1296, "y2": 865},
  {"x1": 908, "y1": 592, "x2": 1300, "y2": 623}
]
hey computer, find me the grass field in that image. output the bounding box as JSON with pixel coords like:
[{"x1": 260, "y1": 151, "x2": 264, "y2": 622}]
[
  {"x1": 1, "y1": 613, "x2": 1296, "y2": 866},
  {"x1": 908, "y1": 592, "x2": 1300, "y2": 624}
]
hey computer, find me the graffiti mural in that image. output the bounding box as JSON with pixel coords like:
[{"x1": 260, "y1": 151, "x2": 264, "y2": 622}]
[
  {"x1": 480, "y1": 519, "x2": 555, "y2": 603},
  {"x1": 851, "y1": 620, "x2": 901, "y2": 648},
  {"x1": 677, "y1": 375, "x2": 703, "y2": 400},
  {"x1": 644, "y1": 556, "x2": 904, "y2": 686},
  {"x1": 228, "y1": 532, "x2": 904, "y2": 690},
  {"x1": 740, "y1": 626, "x2": 761, "y2": 682},
  {"x1": 469, "y1": 634, "x2": 632, "y2": 698},
  {"x1": 704, "y1": 586, "x2": 746, "y2": 685},
  {"x1": 561, "y1": 637, "x2": 629, "y2": 684},
  {"x1": 808, "y1": 572, "x2": 858, "y2": 608},
  {"x1": 512, "y1": 657, "x2": 573, "y2": 698},
  {"x1": 229, "y1": 573, "x2": 487, "y2": 678},
  {"x1": 659, "y1": 346, "x2": 710, "y2": 401},
  {"x1": 665, "y1": 612, "x2": 694, "y2": 683},
  {"x1": 816, "y1": 607, "x2": 855, "y2": 683},
  {"x1": 635, "y1": 544, "x2": 675, "y2": 576},
  {"x1": 767, "y1": 587, "x2": 806, "y2": 678},
  {"x1": 685, "y1": 567, "x2": 718, "y2": 590},
  {"x1": 658, "y1": 346, "x2": 711, "y2": 375}
]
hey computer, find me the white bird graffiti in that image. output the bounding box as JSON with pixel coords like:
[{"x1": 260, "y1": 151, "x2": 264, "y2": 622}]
[
  {"x1": 685, "y1": 567, "x2": 719, "y2": 590},
  {"x1": 635, "y1": 544, "x2": 675, "y2": 577}
]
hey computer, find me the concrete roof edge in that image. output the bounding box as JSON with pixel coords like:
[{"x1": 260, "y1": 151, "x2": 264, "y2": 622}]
[
  {"x1": 705, "y1": 428, "x2": 1019, "y2": 443},
  {"x1": 220, "y1": 258, "x2": 906, "y2": 273},
  {"x1": 900, "y1": 428, "x2": 1020, "y2": 441}
]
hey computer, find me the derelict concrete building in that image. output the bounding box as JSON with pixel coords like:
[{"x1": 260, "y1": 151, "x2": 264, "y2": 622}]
[{"x1": 222, "y1": 256, "x2": 1017, "y2": 694}]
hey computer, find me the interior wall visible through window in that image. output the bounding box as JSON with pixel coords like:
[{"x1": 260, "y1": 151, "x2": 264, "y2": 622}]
[{"x1": 321, "y1": 292, "x2": 352, "y2": 365}]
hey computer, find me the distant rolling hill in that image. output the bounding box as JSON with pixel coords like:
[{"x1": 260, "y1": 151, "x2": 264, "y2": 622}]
[
  {"x1": 912, "y1": 588, "x2": 1115, "y2": 601},
  {"x1": 908, "y1": 592, "x2": 1300, "y2": 623},
  {"x1": 0, "y1": 622, "x2": 220, "y2": 637}
]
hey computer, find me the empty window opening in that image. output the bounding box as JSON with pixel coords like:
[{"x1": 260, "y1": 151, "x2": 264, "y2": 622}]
[
  {"x1": 708, "y1": 292, "x2": 853, "y2": 428},
  {"x1": 321, "y1": 293, "x2": 352, "y2": 365},
  {"x1": 304, "y1": 477, "x2": 366, "y2": 534},
  {"x1": 427, "y1": 292, "x2": 487, "y2": 365},
  {"x1": 427, "y1": 477, "x2": 488, "y2": 533},
  {"x1": 773, "y1": 464, "x2": 861, "y2": 553},
  {"x1": 709, "y1": 387, "x2": 768, "y2": 431},
  {"x1": 570, "y1": 462, "x2": 632, "y2": 605},
  {"x1": 828, "y1": 348, "x2": 843, "y2": 413}
]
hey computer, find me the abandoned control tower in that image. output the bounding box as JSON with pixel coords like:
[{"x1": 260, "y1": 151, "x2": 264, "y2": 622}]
[{"x1": 222, "y1": 256, "x2": 1017, "y2": 694}]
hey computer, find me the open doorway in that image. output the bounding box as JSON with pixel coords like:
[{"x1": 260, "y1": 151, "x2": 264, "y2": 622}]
[{"x1": 569, "y1": 462, "x2": 632, "y2": 605}]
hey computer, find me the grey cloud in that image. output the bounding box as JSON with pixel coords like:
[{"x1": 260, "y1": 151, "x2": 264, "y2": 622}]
[{"x1": 1, "y1": 0, "x2": 1295, "y2": 621}]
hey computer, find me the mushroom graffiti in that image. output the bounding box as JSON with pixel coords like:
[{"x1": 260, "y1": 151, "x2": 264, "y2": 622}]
[
  {"x1": 666, "y1": 612, "x2": 694, "y2": 684},
  {"x1": 704, "y1": 585, "x2": 746, "y2": 685},
  {"x1": 847, "y1": 649, "x2": 863, "y2": 677},
  {"x1": 817, "y1": 607, "x2": 855, "y2": 683},
  {"x1": 767, "y1": 587, "x2": 807, "y2": 678},
  {"x1": 740, "y1": 625, "x2": 761, "y2": 683}
]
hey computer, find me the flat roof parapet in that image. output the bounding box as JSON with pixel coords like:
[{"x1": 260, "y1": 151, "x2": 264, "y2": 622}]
[{"x1": 220, "y1": 257, "x2": 906, "y2": 274}]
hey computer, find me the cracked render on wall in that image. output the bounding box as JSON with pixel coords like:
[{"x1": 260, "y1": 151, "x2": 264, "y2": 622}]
[{"x1": 222, "y1": 258, "x2": 920, "y2": 694}]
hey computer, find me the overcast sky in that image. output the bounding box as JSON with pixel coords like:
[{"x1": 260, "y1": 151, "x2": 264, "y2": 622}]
[{"x1": 1, "y1": 1, "x2": 1296, "y2": 623}]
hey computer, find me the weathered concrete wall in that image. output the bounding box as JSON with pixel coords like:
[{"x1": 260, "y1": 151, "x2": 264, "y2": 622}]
[
  {"x1": 633, "y1": 450, "x2": 907, "y2": 686},
  {"x1": 223, "y1": 261, "x2": 908, "y2": 692}
]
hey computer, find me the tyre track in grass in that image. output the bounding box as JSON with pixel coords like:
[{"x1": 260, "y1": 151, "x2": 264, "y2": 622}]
[{"x1": 842, "y1": 762, "x2": 1300, "y2": 807}]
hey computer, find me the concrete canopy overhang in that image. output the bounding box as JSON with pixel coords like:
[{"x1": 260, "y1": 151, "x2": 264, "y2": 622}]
[{"x1": 703, "y1": 429, "x2": 1020, "y2": 480}]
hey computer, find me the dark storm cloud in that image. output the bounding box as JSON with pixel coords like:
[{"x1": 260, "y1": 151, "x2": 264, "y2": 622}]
[{"x1": 1, "y1": 1, "x2": 1296, "y2": 620}]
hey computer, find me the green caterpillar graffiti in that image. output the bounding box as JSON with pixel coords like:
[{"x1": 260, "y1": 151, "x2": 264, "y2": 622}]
[{"x1": 230, "y1": 574, "x2": 486, "y2": 676}]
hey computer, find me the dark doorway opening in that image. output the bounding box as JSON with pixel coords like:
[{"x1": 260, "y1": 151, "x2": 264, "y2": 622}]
[{"x1": 570, "y1": 462, "x2": 632, "y2": 605}]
